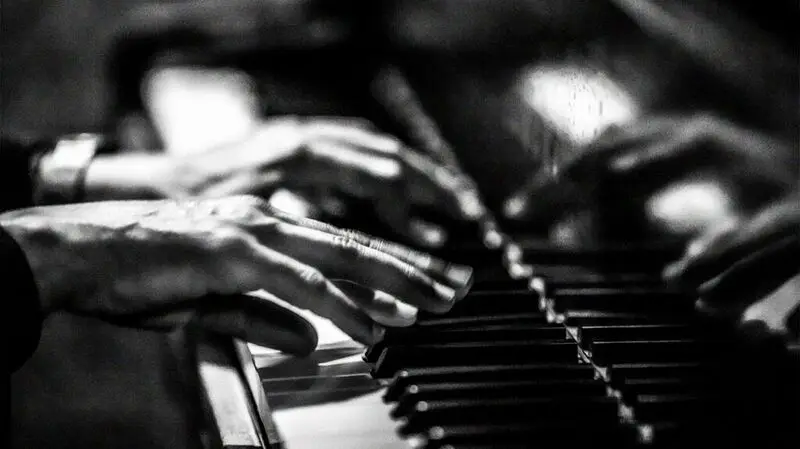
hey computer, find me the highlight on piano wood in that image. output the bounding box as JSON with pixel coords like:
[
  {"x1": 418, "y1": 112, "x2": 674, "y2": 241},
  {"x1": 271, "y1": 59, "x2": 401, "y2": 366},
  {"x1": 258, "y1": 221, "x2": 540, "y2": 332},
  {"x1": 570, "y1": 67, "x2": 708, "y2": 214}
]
[{"x1": 4, "y1": 1, "x2": 798, "y2": 449}]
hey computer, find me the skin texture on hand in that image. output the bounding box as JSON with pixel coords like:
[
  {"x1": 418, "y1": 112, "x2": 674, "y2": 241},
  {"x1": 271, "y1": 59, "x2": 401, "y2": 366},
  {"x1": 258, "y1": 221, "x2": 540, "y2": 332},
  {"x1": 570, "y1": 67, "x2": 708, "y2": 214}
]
[
  {"x1": 0, "y1": 195, "x2": 473, "y2": 355},
  {"x1": 85, "y1": 117, "x2": 485, "y2": 248}
]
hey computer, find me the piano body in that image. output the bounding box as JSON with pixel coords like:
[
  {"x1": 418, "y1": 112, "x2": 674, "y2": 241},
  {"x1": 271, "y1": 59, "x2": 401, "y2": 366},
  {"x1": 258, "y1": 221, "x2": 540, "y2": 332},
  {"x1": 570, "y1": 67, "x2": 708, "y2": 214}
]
[{"x1": 93, "y1": 0, "x2": 800, "y2": 447}]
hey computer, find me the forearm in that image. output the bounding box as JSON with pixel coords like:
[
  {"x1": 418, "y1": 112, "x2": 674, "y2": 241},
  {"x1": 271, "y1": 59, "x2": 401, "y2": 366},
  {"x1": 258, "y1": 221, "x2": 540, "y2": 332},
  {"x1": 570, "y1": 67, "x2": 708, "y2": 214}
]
[{"x1": 83, "y1": 153, "x2": 173, "y2": 201}]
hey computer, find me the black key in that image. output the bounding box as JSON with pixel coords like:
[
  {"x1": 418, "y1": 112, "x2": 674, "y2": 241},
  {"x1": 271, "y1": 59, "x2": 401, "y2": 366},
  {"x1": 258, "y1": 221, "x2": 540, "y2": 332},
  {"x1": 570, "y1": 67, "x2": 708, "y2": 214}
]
[
  {"x1": 550, "y1": 288, "x2": 694, "y2": 313},
  {"x1": 420, "y1": 290, "x2": 538, "y2": 319},
  {"x1": 469, "y1": 278, "x2": 530, "y2": 291},
  {"x1": 384, "y1": 364, "x2": 597, "y2": 402},
  {"x1": 577, "y1": 325, "x2": 705, "y2": 345},
  {"x1": 630, "y1": 394, "x2": 769, "y2": 423},
  {"x1": 616, "y1": 377, "x2": 714, "y2": 400},
  {"x1": 366, "y1": 324, "x2": 566, "y2": 364},
  {"x1": 422, "y1": 422, "x2": 641, "y2": 449},
  {"x1": 516, "y1": 240, "x2": 681, "y2": 270},
  {"x1": 391, "y1": 378, "x2": 608, "y2": 417},
  {"x1": 588, "y1": 339, "x2": 722, "y2": 365},
  {"x1": 415, "y1": 312, "x2": 548, "y2": 328},
  {"x1": 373, "y1": 341, "x2": 578, "y2": 378},
  {"x1": 398, "y1": 396, "x2": 620, "y2": 435},
  {"x1": 608, "y1": 363, "x2": 707, "y2": 383},
  {"x1": 561, "y1": 310, "x2": 687, "y2": 327},
  {"x1": 530, "y1": 267, "x2": 660, "y2": 286}
]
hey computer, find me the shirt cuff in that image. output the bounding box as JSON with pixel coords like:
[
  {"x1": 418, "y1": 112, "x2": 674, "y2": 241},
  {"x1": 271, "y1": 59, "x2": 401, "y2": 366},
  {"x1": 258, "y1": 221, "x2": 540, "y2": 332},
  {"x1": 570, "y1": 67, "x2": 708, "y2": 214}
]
[{"x1": 1, "y1": 225, "x2": 44, "y2": 372}]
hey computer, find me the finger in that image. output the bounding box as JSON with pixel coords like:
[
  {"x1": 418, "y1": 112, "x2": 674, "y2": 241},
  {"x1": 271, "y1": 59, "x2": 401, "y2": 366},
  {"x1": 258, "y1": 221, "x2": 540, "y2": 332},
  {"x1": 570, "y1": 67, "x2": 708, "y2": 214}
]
[
  {"x1": 665, "y1": 195, "x2": 800, "y2": 285},
  {"x1": 98, "y1": 293, "x2": 319, "y2": 356},
  {"x1": 303, "y1": 116, "x2": 378, "y2": 131},
  {"x1": 231, "y1": 246, "x2": 384, "y2": 346},
  {"x1": 303, "y1": 121, "x2": 401, "y2": 155},
  {"x1": 193, "y1": 293, "x2": 319, "y2": 356},
  {"x1": 290, "y1": 139, "x2": 401, "y2": 198},
  {"x1": 374, "y1": 198, "x2": 449, "y2": 249},
  {"x1": 253, "y1": 221, "x2": 461, "y2": 313},
  {"x1": 201, "y1": 170, "x2": 284, "y2": 197},
  {"x1": 266, "y1": 208, "x2": 474, "y2": 291},
  {"x1": 333, "y1": 280, "x2": 418, "y2": 327},
  {"x1": 400, "y1": 150, "x2": 486, "y2": 220},
  {"x1": 695, "y1": 235, "x2": 800, "y2": 317}
]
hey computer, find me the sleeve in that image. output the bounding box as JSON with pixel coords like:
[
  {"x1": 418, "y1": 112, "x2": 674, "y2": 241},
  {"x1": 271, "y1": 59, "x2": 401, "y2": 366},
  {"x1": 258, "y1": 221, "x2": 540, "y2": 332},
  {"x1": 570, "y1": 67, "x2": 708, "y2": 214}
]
[
  {"x1": 0, "y1": 136, "x2": 52, "y2": 213},
  {"x1": 1, "y1": 225, "x2": 44, "y2": 373}
]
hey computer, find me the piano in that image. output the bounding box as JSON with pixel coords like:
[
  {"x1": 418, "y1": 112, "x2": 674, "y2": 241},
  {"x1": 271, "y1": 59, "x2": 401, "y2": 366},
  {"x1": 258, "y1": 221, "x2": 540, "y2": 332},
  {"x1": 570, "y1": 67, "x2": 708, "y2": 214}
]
[{"x1": 104, "y1": 1, "x2": 798, "y2": 448}]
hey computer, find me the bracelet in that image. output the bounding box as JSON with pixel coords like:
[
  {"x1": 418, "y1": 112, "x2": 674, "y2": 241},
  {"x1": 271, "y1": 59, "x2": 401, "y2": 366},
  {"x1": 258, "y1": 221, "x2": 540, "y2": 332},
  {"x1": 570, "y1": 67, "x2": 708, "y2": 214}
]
[{"x1": 34, "y1": 133, "x2": 103, "y2": 204}]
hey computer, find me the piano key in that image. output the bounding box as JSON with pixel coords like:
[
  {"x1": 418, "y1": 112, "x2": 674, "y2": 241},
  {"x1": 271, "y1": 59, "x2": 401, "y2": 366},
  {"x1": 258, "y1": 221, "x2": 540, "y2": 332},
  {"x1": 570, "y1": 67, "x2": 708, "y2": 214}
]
[
  {"x1": 365, "y1": 324, "x2": 567, "y2": 364},
  {"x1": 415, "y1": 312, "x2": 548, "y2": 328},
  {"x1": 384, "y1": 364, "x2": 597, "y2": 402},
  {"x1": 530, "y1": 266, "x2": 661, "y2": 286},
  {"x1": 588, "y1": 339, "x2": 724, "y2": 365},
  {"x1": 420, "y1": 290, "x2": 539, "y2": 319},
  {"x1": 420, "y1": 422, "x2": 641, "y2": 449},
  {"x1": 615, "y1": 377, "x2": 715, "y2": 399},
  {"x1": 561, "y1": 310, "x2": 688, "y2": 326},
  {"x1": 576, "y1": 324, "x2": 706, "y2": 345},
  {"x1": 630, "y1": 394, "x2": 772, "y2": 422},
  {"x1": 261, "y1": 373, "x2": 377, "y2": 393},
  {"x1": 607, "y1": 362, "x2": 708, "y2": 382},
  {"x1": 398, "y1": 396, "x2": 620, "y2": 435},
  {"x1": 390, "y1": 379, "x2": 608, "y2": 417},
  {"x1": 515, "y1": 240, "x2": 682, "y2": 270},
  {"x1": 549, "y1": 288, "x2": 694, "y2": 313},
  {"x1": 373, "y1": 341, "x2": 578, "y2": 378},
  {"x1": 468, "y1": 278, "x2": 530, "y2": 291}
]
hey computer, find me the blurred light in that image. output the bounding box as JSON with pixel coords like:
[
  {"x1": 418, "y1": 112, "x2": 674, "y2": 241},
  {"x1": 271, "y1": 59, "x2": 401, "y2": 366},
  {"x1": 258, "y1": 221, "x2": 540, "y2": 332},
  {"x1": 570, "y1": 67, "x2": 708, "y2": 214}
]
[
  {"x1": 144, "y1": 66, "x2": 259, "y2": 154},
  {"x1": 518, "y1": 64, "x2": 639, "y2": 145}
]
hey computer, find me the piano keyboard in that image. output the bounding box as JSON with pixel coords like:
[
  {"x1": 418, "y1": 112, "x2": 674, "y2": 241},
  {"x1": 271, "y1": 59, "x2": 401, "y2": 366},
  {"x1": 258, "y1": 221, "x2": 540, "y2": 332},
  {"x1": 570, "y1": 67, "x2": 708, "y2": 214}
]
[{"x1": 198, "y1": 226, "x2": 798, "y2": 449}]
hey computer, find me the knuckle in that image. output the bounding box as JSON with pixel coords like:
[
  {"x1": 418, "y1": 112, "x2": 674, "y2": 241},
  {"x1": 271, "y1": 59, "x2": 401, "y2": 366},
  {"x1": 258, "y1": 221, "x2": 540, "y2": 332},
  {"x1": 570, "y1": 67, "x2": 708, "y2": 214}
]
[
  {"x1": 299, "y1": 268, "x2": 328, "y2": 290},
  {"x1": 212, "y1": 226, "x2": 255, "y2": 253}
]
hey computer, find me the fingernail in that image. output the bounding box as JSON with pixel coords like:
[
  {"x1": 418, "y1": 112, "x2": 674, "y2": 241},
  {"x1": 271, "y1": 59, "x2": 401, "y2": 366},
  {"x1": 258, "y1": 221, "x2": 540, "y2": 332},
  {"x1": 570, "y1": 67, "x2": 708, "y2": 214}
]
[
  {"x1": 662, "y1": 261, "x2": 684, "y2": 281},
  {"x1": 459, "y1": 191, "x2": 486, "y2": 219},
  {"x1": 504, "y1": 243, "x2": 523, "y2": 264},
  {"x1": 394, "y1": 301, "x2": 419, "y2": 325},
  {"x1": 445, "y1": 264, "x2": 474, "y2": 289},
  {"x1": 433, "y1": 283, "x2": 459, "y2": 308},
  {"x1": 508, "y1": 262, "x2": 533, "y2": 279},
  {"x1": 483, "y1": 228, "x2": 506, "y2": 249},
  {"x1": 411, "y1": 220, "x2": 447, "y2": 247},
  {"x1": 503, "y1": 195, "x2": 526, "y2": 218}
]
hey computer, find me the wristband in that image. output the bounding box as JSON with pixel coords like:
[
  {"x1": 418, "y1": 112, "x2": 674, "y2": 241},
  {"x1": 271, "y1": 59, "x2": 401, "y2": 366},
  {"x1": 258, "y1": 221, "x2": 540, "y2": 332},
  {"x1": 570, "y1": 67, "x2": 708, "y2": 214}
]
[{"x1": 34, "y1": 133, "x2": 103, "y2": 204}]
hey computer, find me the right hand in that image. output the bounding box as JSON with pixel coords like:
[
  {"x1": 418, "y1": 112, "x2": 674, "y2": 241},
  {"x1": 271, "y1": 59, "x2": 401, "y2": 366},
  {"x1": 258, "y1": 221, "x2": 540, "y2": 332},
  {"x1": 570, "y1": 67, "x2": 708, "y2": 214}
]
[
  {"x1": 93, "y1": 117, "x2": 485, "y2": 249},
  {"x1": 1, "y1": 195, "x2": 473, "y2": 355}
]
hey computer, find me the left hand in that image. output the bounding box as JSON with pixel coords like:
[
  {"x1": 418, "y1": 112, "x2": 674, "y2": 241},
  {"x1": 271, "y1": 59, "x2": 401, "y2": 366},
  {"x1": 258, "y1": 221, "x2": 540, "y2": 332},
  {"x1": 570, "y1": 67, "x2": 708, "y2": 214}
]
[
  {"x1": 502, "y1": 113, "x2": 797, "y2": 246},
  {"x1": 664, "y1": 190, "x2": 799, "y2": 325}
]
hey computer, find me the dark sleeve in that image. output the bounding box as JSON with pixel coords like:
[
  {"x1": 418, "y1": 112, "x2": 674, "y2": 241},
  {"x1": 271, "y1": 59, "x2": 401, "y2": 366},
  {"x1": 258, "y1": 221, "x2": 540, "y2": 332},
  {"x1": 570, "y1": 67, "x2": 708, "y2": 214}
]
[
  {"x1": 1, "y1": 136, "x2": 50, "y2": 371},
  {"x1": 0, "y1": 136, "x2": 51, "y2": 213},
  {"x1": 1, "y1": 225, "x2": 43, "y2": 373}
]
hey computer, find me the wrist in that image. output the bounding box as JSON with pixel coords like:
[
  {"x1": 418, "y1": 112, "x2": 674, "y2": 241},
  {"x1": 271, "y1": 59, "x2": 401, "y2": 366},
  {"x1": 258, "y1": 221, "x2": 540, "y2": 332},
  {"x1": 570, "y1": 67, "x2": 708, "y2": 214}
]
[
  {"x1": 33, "y1": 134, "x2": 104, "y2": 205},
  {"x1": 84, "y1": 153, "x2": 177, "y2": 200}
]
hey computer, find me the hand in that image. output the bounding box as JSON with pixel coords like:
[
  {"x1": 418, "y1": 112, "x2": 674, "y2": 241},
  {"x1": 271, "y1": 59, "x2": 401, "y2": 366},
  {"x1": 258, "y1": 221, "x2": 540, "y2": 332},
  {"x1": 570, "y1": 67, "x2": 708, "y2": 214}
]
[
  {"x1": 0, "y1": 195, "x2": 473, "y2": 355},
  {"x1": 503, "y1": 114, "x2": 797, "y2": 246},
  {"x1": 88, "y1": 117, "x2": 485, "y2": 248},
  {"x1": 664, "y1": 190, "x2": 799, "y2": 324}
]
